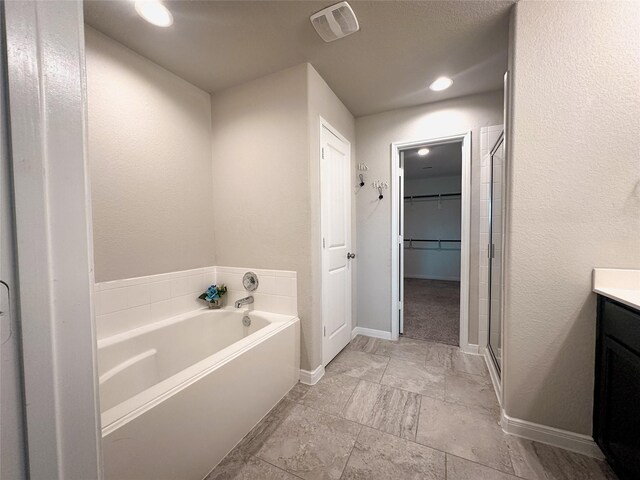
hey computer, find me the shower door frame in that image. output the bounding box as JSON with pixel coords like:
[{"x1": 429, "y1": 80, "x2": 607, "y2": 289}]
[
  {"x1": 390, "y1": 132, "x2": 472, "y2": 351},
  {"x1": 487, "y1": 131, "x2": 505, "y2": 376}
]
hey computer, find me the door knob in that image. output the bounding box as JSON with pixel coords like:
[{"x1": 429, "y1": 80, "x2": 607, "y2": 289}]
[{"x1": 347, "y1": 253, "x2": 355, "y2": 259}]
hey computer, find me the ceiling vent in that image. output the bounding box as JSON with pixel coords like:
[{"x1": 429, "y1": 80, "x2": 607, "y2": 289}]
[{"x1": 310, "y1": 2, "x2": 359, "y2": 43}]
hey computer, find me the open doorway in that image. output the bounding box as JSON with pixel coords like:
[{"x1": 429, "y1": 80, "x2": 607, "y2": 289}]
[
  {"x1": 391, "y1": 133, "x2": 471, "y2": 348},
  {"x1": 402, "y1": 142, "x2": 462, "y2": 345}
]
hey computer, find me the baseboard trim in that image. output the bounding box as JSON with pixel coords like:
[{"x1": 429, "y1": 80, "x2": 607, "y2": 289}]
[
  {"x1": 404, "y1": 274, "x2": 461, "y2": 282},
  {"x1": 460, "y1": 343, "x2": 482, "y2": 355},
  {"x1": 501, "y1": 411, "x2": 604, "y2": 459},
  {"x1": 299, "y1": 365, "x2": 324, "y2": 385},
  {"x1": 351, "y1": 327, "x2": 392, "y2": 340}
]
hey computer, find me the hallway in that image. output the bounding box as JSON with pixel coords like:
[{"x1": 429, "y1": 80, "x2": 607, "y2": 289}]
[
  {"x1": 403, "y1": 279, "x2": 460, "y2": 345},
  {"x1": 207, "y1": 336, "x2": 615, "y2": 480}
]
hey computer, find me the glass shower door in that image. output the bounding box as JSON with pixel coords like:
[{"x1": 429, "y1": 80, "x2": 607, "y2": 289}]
[{"x1": 487, "y1": 133, "x2": 504, "y2": 374}]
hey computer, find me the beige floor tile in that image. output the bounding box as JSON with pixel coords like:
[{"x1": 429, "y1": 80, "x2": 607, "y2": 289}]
[
  {"x1": 445, "y1": 372, "x2": 499, "y2": 414},
  {"x1": 446, "y1": 454, "x2": 520, "y2": 480},
  {"x1": 285, "y1": 382, "x2": 310, "y2": 403},
  {"x1": 292, "y1": 374, "x2": 360, "y2": 416},
  {"x1": 238, "y1": 399, "x2": 299, "y2": 456},
  {"x1": 218, "y1": 339, "x2": 615, "y2": 480},
  {"x1": 416, "y1": 396, "x2": 514, "y2": 475},
  {"x1": 347, "y1": 335, "x2": 386, "y2": 354},
  {"x1": 374, "y1": 337, "x2": 428, "y2": 363},
  {"x1": 451, "y1": 349, "x2": 489, "y2": 376},
  {"x1": 507, "y1": 437, "x2": 617, "y2": 480},
  {"x1": 325, "y1": 350, "x2": 389, "y2": 383},
  {"x1": 343, "y1": 380, "x2": 421, "y2": 440},
  {"x1": 380, "y1": 357, "x2": 446, "y2": 399},
  {"x1": 252, "y1": 403, "x2": 361, "y2": 480},
  {"x1": 341, "y1": 426, "x2": 445, "y2": 479},
  {"x1": 424, "y1": 342, "x2": 455, "y2": 369},
  {"x1": 205, "y1": 448, "x2": 298, "y2": 480}
]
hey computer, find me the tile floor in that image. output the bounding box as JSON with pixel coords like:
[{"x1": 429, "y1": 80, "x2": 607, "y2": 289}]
[{"x1": 206, "y1": 335, "x2": 617, "y2": 480}]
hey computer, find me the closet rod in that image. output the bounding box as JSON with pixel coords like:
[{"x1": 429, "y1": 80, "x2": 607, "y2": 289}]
[
  {"x1": 403, "y1": 246, "x2": 461, "y2": 251},
  {"x1": 403, "y1": 238, "x2": 461, "y2": 243},
  {"x1": 403, "y1": 192, "x2": 461, "y2": 200}
]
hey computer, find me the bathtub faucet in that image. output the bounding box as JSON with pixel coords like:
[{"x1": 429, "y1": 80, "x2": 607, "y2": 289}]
[{"x1": 234, "y1": 296, "x2": 254, "y2": 308}]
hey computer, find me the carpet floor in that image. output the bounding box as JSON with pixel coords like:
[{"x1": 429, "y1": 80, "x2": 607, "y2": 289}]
[{"x1": 403, "y1": 278, "x2": 460, "y2": 346}]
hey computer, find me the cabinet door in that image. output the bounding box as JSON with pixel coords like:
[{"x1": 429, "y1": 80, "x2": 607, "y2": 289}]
[{"x1": 595, "y1": 298, "x2": 640, "y2": 480}]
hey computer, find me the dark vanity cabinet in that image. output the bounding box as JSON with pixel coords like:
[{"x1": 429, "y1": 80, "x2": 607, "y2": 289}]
[{"x1": 594, "y1": 296, "x2": 640, "y2": 480}]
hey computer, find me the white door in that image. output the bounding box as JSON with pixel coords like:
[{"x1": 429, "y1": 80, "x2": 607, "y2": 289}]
[
  {"x1": 321, "y1": 123, "x2": 352, "y2": 365},
  {"x1": 398, "y1": 151, "x2": 405, "y2": 334}
]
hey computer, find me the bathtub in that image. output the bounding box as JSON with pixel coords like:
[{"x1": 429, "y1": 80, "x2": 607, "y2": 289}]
[{"x1": 98, "y1": 307, "x2": 300, "y2": 480}]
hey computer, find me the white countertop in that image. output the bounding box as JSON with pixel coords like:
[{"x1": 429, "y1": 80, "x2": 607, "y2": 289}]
[{"x1": 593, "y1": 268, "x2": 640, "y2": 311}]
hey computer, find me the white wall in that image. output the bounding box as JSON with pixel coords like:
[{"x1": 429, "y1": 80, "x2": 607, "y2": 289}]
[
  {"x1": 404, "y1": 176, "x2": 461, "y2": 281},
  {"x1": 86, "y1": 27, "x2": 215, "y2": 282},
  {"x1": 211, "y1": 64, "x2": 355, "y2": 371},
  {"x1": 504, "y1": 0, "x2": 640, "y2": 435},
  {"x1": 355, "y1": 91, "x2": 504, "y2": 340}
]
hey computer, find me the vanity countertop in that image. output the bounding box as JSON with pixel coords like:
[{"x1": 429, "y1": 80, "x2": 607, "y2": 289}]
[{"x1": 593, "y1": 268, "x2": 640, "y2": 311}]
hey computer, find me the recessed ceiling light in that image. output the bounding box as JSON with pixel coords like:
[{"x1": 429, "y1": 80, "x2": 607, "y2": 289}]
[
  {"x1": 429, "y1": 76, "x2": 453, "y2": 92},
  {"x1": 418, "y1": 148, "x2": 430, "y2": 156},
  {"x1": 135, "y1": 0, "x2": 173, "y2": 27}
]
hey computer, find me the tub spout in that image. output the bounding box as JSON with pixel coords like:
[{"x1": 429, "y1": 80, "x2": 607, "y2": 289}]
[{"x1": 234, "y1": 296, "x2": 254, "y2": 308}]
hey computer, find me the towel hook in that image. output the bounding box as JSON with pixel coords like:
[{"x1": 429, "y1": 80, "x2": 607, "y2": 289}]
[
  {"x1": 359, "y1": 173, "x2": 365, "y2": 187},
  {"x1": 378, "y1": 186, "x2": 384, "y2": 200}
]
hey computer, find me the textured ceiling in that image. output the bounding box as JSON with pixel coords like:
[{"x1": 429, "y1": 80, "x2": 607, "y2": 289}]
[
  {"x1": 84, "y1": 0, "x2": 512, "y2": 117},
  {"x1": 404, "y1": 142, "x2": 461, "y2": 179}
]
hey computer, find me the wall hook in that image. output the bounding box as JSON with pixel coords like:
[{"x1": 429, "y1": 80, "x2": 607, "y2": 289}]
[
  {"x1": 378, "y1": 186, "x2": 384, "y2": 200},
  {"x1": 359, "y1": 173, "x2": 365, "y2": 187}
]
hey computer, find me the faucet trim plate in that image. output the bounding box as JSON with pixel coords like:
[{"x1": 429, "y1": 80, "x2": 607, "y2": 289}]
[{"x1": 243, "y1": 272, "x2": 259, "y2": 292}]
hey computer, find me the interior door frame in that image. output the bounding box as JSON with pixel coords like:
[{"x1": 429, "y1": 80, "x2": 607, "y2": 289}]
[
  {"x1": 320, "y1": 117, "x2": 352, "y2": 366},
  {"x1": 390, "y1": 132, "x2": 472, "y2": 351},
  {"x1": 3, "y1": 2, "x2": 103, "y2": 478}
]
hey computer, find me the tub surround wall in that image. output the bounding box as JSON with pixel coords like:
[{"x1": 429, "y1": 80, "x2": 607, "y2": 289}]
[
  {"x1": 504, "y1": 0, "x2": 640, "y2": 439},
  {"x1": 215, "y1": 266, "x2": 297, "y2": 316},
  {"x1": 86, "y1": 27, "x2": 216, "y2": 282},
  {"x1": 95, "y1": 266, "x2": 297, "y2": 340},
  {"x1": 355, "y1": 91, "x2": 504, "y2": 343}
]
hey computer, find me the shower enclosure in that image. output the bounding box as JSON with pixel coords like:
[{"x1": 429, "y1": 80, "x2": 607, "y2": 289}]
[{"x1": 487, "y1": 132, "x2": 505, "y2": 374}]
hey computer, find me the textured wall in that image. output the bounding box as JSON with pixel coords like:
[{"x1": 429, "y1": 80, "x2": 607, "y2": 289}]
[
  {"x1": 355, "y1": 92, "x2": 504, "y2": 341},
  {"x1": 504, "y1": 0, "x2": 640, "y2": 434},
  {"x1": 210, "y1": 64, "x2": 310, "y2": 362},
  {"x1": 86, "y1": 27, "x2": 215, "y2": 282},
  {"x1": 211, "y1": 64, "x2": 354, "y2": 371}
]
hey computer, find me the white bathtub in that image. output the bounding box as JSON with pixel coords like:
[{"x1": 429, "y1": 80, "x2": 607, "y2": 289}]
[{"x1": 98, "y1": 307, "x2": 300, "y2": 480}]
